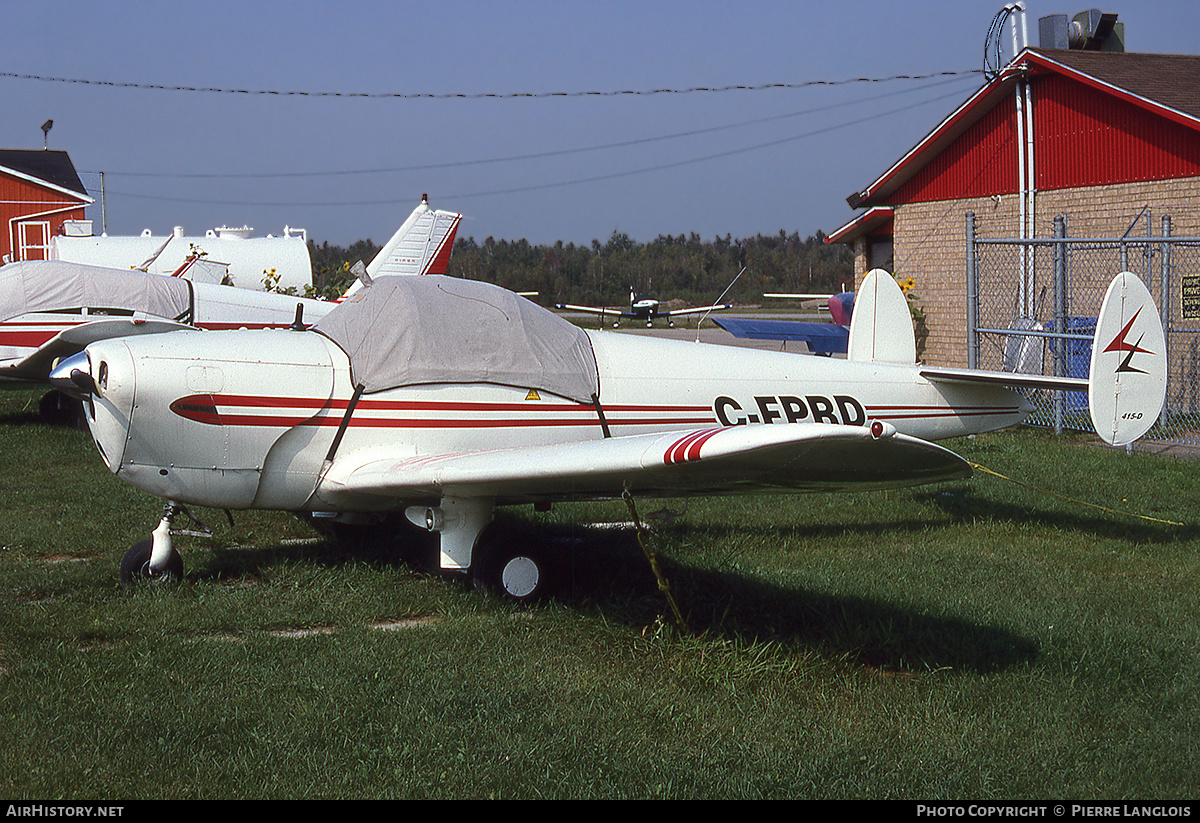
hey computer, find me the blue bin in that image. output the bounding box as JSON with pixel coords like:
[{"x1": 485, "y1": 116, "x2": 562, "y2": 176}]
[{"x1": 1062, "y1": 316, "x2": 1096, "y2": 411}]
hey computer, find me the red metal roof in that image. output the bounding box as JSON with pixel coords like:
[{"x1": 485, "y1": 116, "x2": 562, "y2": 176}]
[
  {"x1": 846, "y1": 48, "x2": 1200, "y2": 209},
  {"x1": 826, "y1": 207, "x2": 893, "y2": 245}
]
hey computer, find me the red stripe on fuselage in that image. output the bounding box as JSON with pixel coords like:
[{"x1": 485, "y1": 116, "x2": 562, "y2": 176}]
[
  {"x1": 167, "y1": 394, "x2": 1022, "y2": 431},
  {"x1": 169, "y1": 393, "x2": 715, "y2": 429},
  {"x1": 865, "y1": 404, "x2": 1022, "y2": 421}
]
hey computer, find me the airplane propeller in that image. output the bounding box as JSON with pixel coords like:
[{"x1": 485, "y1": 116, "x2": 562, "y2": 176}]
[{"x1": 48, "y1": 351, "x2": 96, "y2": 400}]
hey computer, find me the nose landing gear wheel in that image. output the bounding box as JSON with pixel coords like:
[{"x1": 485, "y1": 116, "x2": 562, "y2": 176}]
[{"x1": 119, "y1": 538, "x2": 184, "y2": 589}]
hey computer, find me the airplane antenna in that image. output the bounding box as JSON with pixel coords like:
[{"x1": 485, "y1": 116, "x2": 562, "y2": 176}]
[
  {"x1": 351, "y1": 260, "x2": 371, "y2": 288},
  {"x1": 133, "y1": 234, "x2": 173, "y2": 272},
  {"x1": 695, "y1": 266, "x2": 746, "y2": 342}
]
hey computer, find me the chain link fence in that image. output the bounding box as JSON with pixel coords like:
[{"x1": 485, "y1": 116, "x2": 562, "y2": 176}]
[{"x1": 967, "y1": 211, "x2": 1200, "y2": 445}]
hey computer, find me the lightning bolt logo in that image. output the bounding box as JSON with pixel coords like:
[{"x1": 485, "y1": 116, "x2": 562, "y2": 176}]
[{"x1": 1102, "y1": 307, "x2": 1153, "y2": 375}]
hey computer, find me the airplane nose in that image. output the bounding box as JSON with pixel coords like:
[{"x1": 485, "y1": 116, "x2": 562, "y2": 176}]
[{"x1": 48, "y1": 351, "x2": 97, "y2": 400}]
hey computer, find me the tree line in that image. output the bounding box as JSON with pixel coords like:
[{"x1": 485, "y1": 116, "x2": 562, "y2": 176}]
[{"x1": 307, "y1": 229, "x2": 854, "y2": 306}]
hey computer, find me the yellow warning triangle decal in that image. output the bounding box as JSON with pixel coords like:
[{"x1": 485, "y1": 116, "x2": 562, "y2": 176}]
[{"x1": 525, "y1": 389, "x2": 540, "y2": 400}]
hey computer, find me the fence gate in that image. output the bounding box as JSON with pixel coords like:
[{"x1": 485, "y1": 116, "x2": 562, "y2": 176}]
[{"x1": 967, "y1": 211, "x2": 1200, "y2": 445}]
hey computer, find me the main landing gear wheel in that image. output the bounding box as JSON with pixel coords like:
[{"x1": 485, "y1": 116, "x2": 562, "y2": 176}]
[
  {"x1": 119, "y1": 538, "x2": 184, "y2": 589},
  {"x1": 474, "y1": 543, "x2": 554, "y2": 602}
]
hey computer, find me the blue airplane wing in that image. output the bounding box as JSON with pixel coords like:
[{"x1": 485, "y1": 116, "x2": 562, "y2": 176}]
[{"x1": 713, "y1": 317, "x2": 849, "y2": 355}]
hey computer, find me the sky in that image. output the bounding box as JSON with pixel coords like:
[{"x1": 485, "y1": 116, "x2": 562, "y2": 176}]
[{"x1": 2, "y1": 1, "x2": 1198, "y2": 249}]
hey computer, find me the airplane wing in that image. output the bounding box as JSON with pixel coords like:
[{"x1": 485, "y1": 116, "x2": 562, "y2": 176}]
[
  {"x1": 554, "y1": 303, "x2": 634, "y2": 318},
  {"x1": 657, "y1": 303, "x2": 733, "y2": 318},
  {"x1": 0, "y1": 318, "x2": 191, "y2": 383},
  {"x1": 713, "y1": 317, "x2": 848, "y2": 355},
  {"x1": 317, "y1": 422, "x2": 972, "y2": 506}
]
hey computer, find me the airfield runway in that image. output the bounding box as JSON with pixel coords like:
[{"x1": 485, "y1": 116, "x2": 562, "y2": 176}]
[{"x1": 555, "y1": 309, "x2": 830, "y2": 354}]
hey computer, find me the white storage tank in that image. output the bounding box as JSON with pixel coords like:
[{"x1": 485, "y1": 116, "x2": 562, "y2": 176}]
[{"x1": 49, "y1": 224, "x2": 312, "y2": 292}]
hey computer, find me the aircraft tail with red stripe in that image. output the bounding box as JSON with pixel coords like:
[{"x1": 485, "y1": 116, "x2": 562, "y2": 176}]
[{"x1": 340, "y1": 197, "x2": 462, "y2": 297}]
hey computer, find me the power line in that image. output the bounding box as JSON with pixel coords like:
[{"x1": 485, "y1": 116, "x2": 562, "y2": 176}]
[
  {"x1": 1, "y1": 69, "x2": 981, "y2": 99},
  {"x1": 93, "y1": 84, "x2": 972, "y2": 207},
  {"x1": 85, "y1": 73, "x2": 980, "y2": 180}
]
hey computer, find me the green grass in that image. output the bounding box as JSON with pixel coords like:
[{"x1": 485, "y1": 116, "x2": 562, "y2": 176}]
[{"x1": 0, "y1": 386, "x2": 1197, "y2": 799}]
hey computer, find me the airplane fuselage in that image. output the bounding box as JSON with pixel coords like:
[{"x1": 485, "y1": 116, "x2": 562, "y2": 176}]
[
  {"x1": 73, "y1": 325, "x2": 1029, "y2": 513},
  {"x1": 629, "y1": 296, "x2": 660, "y2": 319}
]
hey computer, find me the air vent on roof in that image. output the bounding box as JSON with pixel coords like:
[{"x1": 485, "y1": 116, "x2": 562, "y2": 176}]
[{"x1": 1039, "y1": 10, "x2": 1124, "y2": 52}]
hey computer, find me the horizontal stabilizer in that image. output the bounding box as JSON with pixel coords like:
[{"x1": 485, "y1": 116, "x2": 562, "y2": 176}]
[
  {"x1": 920, "y1": 366, "x2": 1086, "y2": 392},
  {"x1": 924, "y1": 272, "x2": 1165, "y2": 447}
]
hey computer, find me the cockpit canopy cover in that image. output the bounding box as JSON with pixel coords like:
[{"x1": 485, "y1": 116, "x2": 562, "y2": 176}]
[
  {"x1": 313, "y1": 275, "x2": 600, "y2": 403},
  {"x1": 0, "y1": 260, "x2": 193, "y2": 323}
]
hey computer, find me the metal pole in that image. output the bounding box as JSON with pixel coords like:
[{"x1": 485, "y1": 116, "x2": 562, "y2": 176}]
[
  {"x1": 1054, "y1": 216, "x2": 1066, "y2": 434},
  {"x1": 966, "y1": 212, "x2": 978, "y2": 370},
  {"x1": 1160, "y1": 215, "x2": 1172, "y2": 431}
]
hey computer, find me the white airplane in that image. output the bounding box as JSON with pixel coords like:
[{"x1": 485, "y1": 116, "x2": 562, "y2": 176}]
[
  {"x1": 557, "y1": 289, "x2": 733, "y2": 327},
  {"x1": 0, "y1": 198, "x2": 461, "y2": 420},
  {"x1": 48, "y1": 269, "x2": 1166, "y2": 600}
]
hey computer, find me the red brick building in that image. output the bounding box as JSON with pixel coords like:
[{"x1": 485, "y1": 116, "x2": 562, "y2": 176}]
[
  {"x1": 829, "y1": 45, "x2": 1200, "y2": 368},
  {"x1": 0, "y1": 150, "x2": 92, "y2": 264}
]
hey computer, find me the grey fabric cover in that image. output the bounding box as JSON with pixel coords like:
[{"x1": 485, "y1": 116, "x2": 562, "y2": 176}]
[
  {"x1": 0, "y1": 260, "x2": 193, "y2": 323},
  {"x1": 313, "y1": 275, "x2": 600, "y2": 403}
]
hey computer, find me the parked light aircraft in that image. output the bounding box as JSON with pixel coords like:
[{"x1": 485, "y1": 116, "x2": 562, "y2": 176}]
[
  {"x1": 557, "y1": 289, "x2": 732, "y2": 327},
  {"x1": 0, "y1": 198, "x2": 461, "y2": 420},
  {"x1": 48, "y1": 269, "x2": 1166, "y2": 600}
]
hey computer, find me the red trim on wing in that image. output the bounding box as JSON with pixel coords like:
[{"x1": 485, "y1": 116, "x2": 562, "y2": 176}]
[
  {"x1": 663, "y1": 428, "x2": 725, "y2": 464},
  {"x1": 0, "y1": 320, "x2": 85, "y2": 348}
]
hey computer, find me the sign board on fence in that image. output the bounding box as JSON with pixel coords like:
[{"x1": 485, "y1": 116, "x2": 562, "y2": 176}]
[{"x1": 1183, "y1": 275, "x2": 1200, "y2": 320}]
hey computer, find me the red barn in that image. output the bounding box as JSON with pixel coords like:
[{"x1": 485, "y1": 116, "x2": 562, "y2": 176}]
[{"x1": 0, "y1": 150, "x2": 92, "y2": 264}]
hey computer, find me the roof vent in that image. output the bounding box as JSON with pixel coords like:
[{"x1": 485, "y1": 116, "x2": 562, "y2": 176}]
[{"x1": 1039, "y1": 10, "x2": 1123, "y2": 52}]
